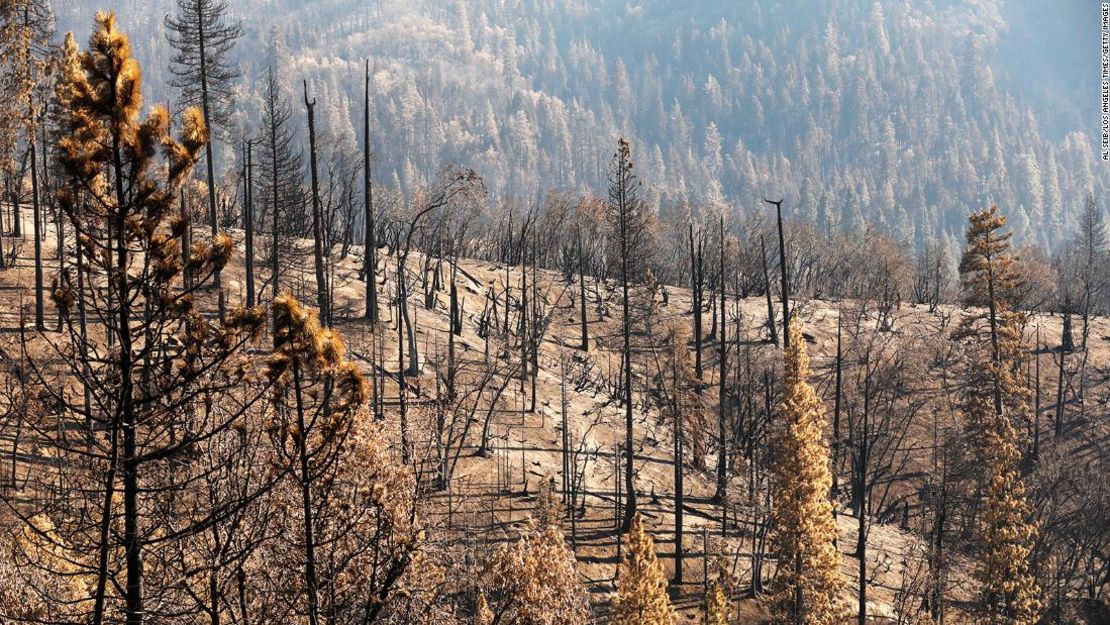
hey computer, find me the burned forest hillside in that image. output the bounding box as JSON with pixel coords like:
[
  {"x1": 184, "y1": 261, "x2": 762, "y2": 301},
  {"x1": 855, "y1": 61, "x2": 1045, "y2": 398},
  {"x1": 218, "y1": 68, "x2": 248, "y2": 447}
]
[{"x1": 0, "y1": 1, "x2": 1108, "y2": 625}]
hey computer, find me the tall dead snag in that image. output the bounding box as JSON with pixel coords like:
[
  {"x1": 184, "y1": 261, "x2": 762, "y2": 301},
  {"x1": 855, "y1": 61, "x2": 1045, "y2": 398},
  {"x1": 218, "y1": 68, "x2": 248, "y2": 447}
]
[
  {"x1": 33, "y1": 15, "x2": 267, "y2": 624},
  {"x1": 30, "y1": 102, "x2": 43, "y2": 329},
  {"x1": 715, "y1": 214, "x2": 728, "y2": 502},
  {"x1": 690, "y1": 223, "x2": 705, "y2": 377},
  {"x1": 605, "y1": 138, "x2": 653, "y2": 532},
  {"x1": 956, "y1": 205, "x2": 1041, "y2": 625},
  {"x1": 761, "y1": 234, "x2": 778, "y2": 345},
  {"x1": 654, "y1": 323, "x2": 702, "y2": 585},
  {"x1": 1, "y1": 0, "x2": 52, "y2": 257},
  {"x1": 303, "y1": 81, "x2": 329, "y2": 326},
  {"x1": 244, "y1": 138, "x2": 255, "y2": 307},
  {"x1": 1075, "y1": 193, "x2": 1104, "y2": 350},
  {"x1": 257, "y1": 66, "x2": 303, "y2": 305},
  {"x1": 15, "y1": 1, "x2": 53, "y2": 330},
  {"x1": 765, "y1": 197, "x2": 789, "y2": 349},
  {"x1": 831, "y1": 310, "x2": 842, "y2": 503},
  {"x1": 577, "y1": 225, "x2": 589, "y2": 349},
  {"x1": 363, "y1": 59, "x2": 378, "y2": 324}
]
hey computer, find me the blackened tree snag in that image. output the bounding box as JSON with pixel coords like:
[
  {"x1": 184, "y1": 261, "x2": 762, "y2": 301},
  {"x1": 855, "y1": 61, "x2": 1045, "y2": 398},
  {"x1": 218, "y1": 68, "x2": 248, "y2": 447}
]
[{"x1": 764, "y1": 197, "x2": 789, "y2": 349}]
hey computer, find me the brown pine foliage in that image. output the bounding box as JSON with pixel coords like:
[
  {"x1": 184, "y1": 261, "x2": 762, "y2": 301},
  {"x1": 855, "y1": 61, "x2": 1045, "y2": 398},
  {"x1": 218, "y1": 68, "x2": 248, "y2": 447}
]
[
  {"x1": 957, "y1": 206, "x2": 1041, "y2": 625},
  {"x1": 705, "y1": 578, "x2": 729, "y2": 625},
  {"x1": 481, "y1": 520, "x2": 589, "y2": 625},
  {"x1": 769, "y1": 321, "x2": 843, "y2": 625},
  {"x1": 611, "y1": 513, "x2": 676, "y2": 625},
  {"x1": 9, "y1": 11, "x2": 271, "y2": 623},
  {"x1": 264, "y1": 294, "x2": 421, "y2": 625}
]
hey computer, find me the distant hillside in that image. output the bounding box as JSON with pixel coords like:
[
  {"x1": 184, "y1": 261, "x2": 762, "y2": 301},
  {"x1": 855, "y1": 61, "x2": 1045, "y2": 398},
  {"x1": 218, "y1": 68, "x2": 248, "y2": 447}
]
[{"x1": 54, "y1": 0, "x2": 1108, "y2": 253}]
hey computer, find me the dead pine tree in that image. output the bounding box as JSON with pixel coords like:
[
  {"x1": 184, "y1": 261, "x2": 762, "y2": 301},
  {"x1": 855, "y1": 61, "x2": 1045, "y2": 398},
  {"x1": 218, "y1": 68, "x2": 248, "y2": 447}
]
[
  {"x1": 561, "y1": 355, "x2": 570, "y2": 501},
  {"x1": 30, "y1": 103, "x2": 44, "y2": 330},
  {"x1": 257, "y1": 66, "x2": 302, "y2": 307},
  {"x1": 165, "y1": 0, "x2": 243, "y2": 319},
  {"x1": 572, "y1": 197, "x2": 600, "y2": 351},
  {"x1": 957, "y1": 205, "x2": 1042, "y2": 625},
  {"x1": 529, "y1": 222, "x2": 539, "y2": 412},
  {"x1": 576, "y1": 226, "x2": 589, "y2": 349},
  {"x1": 268, "y1": 296, "x2": 370, "y2": 625},
  {"x1": 44, "y1": 18, "x2": 268, "y2": 623},
  {"x1": 655, "y1": 323, "x2": 700, "y2": 586},
  {"x1": 1075, "y1": 193, "x2": 1104, "y2": 350},
  {"x1": 605, "y1": 138, "x2": 652, "y2": 532},
  {"x1": 831, "y1": 309, "x2": 843, "y2": 507},
  {"x1": 5, "y1": 0, "x2": 52, "y2": 294}
]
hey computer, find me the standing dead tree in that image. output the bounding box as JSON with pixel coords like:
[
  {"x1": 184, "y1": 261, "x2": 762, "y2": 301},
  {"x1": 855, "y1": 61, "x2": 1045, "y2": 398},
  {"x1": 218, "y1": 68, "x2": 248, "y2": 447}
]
[
  {"x1": 257, "y1": 66, "x2": 304, "y2": 305},
  {"x1": 605, "y1": 138, "x2": 653, "y2": 532},
  {"x1": 166, "y1": 0, "x2": 243, "y2": 319},
  {"x1": 303, "y1": 81, "x2": 330, "y2": 326},
  {"x1": 391, "y1": 168, "x2": 485, "y2": 463},
  {"x1": 363, "y1": 59, "x2": 378, "y2": 324},
  {"x1": 764, "y1": 197, "x2": 790, "y2": 349}
]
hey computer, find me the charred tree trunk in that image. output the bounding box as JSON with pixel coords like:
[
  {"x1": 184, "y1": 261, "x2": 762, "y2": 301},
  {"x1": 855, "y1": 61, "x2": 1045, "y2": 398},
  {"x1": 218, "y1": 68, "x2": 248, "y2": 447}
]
[
  {"x1": 577, "y1": 229, "x2": 589, "y2": 350},
  {"x1": 765, "y1": 198, "x2": 789, "y2": 348},
  {"x1": 690, "y1": 224, "x2": 704, "y2": 378},
  {"x1": 1055, "y1": 334, "x2": 1066, "y2": 438},
  {"x1": 398, "y1": 263, "x2": 411, "y2": 464},
  {"x1": 244, "y1": 140, "x2": 255, "y2": 308},
  {"x1": 30, "y1": 113, "x2": 44, "y2": 331},
  {"x1": 447, "y1": 264, "x2": 458, "y2": 399},
  {"x1": 195, "y1": 8, "x2": 225, "y2": 320},
  {"x1": 856, "y1": 358, "x2": 870, "y2": 625},
  {"x1": 291, "y1": 357, "x2": 321, "y2": 625},
  {"x1": 672, "y1": 359, "x2": 685, "y2": 586},
  {"x1": 304, "y1": 81, "x2": 330, "y2": 326},
  {"x1": 832, "y1": 311, "x2": 842, "y2": 503},
  {"x1": 364, "y1": 61, "x2": 378, "y2": 324},
  {"x1": 530, "y1": 228, "x2": 538, "y2": 413},
  {"x1": 269, "y1": 97, "x2": 280, "y2": 304},
  {"x1": 1061, "y1": 306, "x2": 1074, "y2": 353},
  {"x1": 1033, "y1": 326, "x2": 1041, "y2": 461},
  {"x1": 614, "y1": 152, "x2": 637, "y2": 532},
  {"x1": 760, "y1": 235, "x2": 777, "y2": 346},
  {"x1": 715, "y1": 216, "x2": 727, "y2": 501},
  {"x1": 11, "y1": 162, "x2": 21, "y2": 238}
]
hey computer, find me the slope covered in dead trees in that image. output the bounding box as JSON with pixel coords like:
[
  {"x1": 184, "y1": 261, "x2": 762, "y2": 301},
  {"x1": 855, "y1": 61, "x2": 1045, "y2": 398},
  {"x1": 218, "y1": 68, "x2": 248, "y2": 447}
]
[{"x1": 0, "y1": 8, "x2": 1108, "y2": 625}]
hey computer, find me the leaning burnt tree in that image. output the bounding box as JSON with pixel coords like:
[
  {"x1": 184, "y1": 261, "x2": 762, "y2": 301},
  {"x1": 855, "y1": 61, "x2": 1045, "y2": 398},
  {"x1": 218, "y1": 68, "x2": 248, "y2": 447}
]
[{"x1": 764, "y1": 197, "x2": 790, "y2": 349}]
